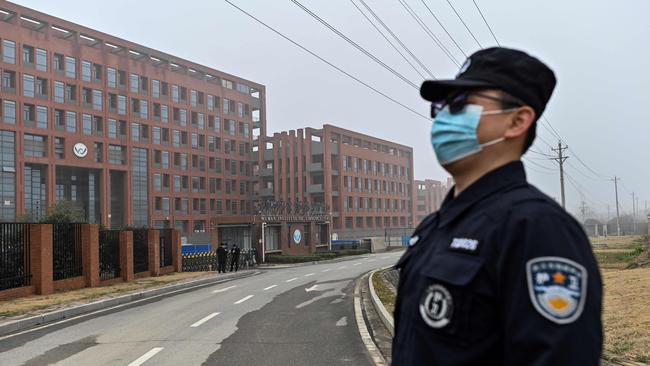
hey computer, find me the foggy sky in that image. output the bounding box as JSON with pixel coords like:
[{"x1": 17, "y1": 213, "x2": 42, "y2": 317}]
[{"x1": 13, "y1": 0, "x2": 650, "y2": 220}]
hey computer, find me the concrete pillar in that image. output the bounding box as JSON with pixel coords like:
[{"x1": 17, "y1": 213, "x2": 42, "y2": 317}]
[
  {"x1": 81, "y1": 224, "x2": 100, "y2": 287},
  {"x1": 280, "y1": 222, "x2": 289, "y2": 251},
  {"x1": 309, "y1": 221, "x2": 317, "y2": 253},
  {"x1": 172, "y1": 229, "x2": 182, "y2": 272},
  {"x1": 120, "y1": 230, "x2": 134, "y2": 282},
  {"x1": 29, "y1": 224, "x2": 53, "y2": 295},
  {"x1": 148, "y1": 229, "x2": 160, "y2": 276}
]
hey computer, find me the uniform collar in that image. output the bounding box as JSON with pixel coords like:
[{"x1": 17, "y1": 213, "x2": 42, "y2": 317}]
[{"x1": 438, "y1": 160, "x2": 527, "y2": 228}]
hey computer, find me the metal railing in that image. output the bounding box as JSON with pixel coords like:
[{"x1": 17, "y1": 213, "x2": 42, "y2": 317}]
[
  {"x1": 182, "y1": 249, "x2": 257, "y2": 272},
  {"x1": 0, "y1": 223, "x2": 31, "y2": 291},
  {"x1": 159, "y1": 229, "x2": 173, "y2": 267},
  {"x1": 99, "y1": 229, "x2": 121, "y2": 281},
  {"x1": 53, "y1": 224, "x2": 83, "y2": 281},
  {"x1": 132, "y1": 229, "x2": 149, "y2": 274}
]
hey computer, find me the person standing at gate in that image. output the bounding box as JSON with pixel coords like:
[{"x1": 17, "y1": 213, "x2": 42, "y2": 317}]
[
  {"x1": 216, "y1": 243, "x2": 228, "y2": 274},
  {"x1": 230, "y1": 244, "x2": 241, "y2": 272}
]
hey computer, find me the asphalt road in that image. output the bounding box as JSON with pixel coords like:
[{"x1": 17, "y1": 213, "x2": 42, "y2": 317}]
[{"x1": 0, "y1": 251, "x2": 402, "y2": 366}]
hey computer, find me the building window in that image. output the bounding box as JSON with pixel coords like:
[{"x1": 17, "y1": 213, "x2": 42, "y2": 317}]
[
  {"x1": 172, "y1": 84, "x2": 179, "y2": 103},
  {"x1": 2, "y1": 100, "x2": 16, "y2": 124},
  {"x1": 65, "y1": 56, "x2": 76, "y2": 79},
  {"x1": 83, "y1": 114, "x2": 92, "y2": 135},
  {"x1": 141, "y1": 100, "x2": 148, "y2": 119},
  {"x1": 35, "y1": 48, "x2": 47, "y2": 71},
  {"x1": 0, "y1": 130, "x2": 16, "y2": 220},
  {"x1": 24, "y1": 134, "x2": 47, "y2": 158},
  {"x1": 94, "y1": 142, "x2": 103, "y2": 163},
  {"x1": 2, "y1": 70, "x2": 15, "y2": 91},
  {"x1": 130, "y1": 73, "x2": 139, "y2": 93},
  {"x1": 93, "y1": 90, "x2": 102, "y2": 111},
  {"x1": 108, "y1": 144, "x2": 126, "y2": 164},
  {"x1": 117, "y1": 95, "x2": 126, "y2": 115},
  {"x1": 22, "y1": 74, "x2": 35, "y2": 98},
  {"x1": 93, "y1": 63, "x2": 102, "y2": 81},
  {"x1": 54, "y1": 81, "x2": 64, "y2": 103},
  {"x1": 152, "y1": 79, "x2": 160, "y2": 98},
  {"x1": 82, "y1": 61, "x2": 91, "y2": 82},
  {"x1": 36, "y1": 106, "x2": 47, "y2": 129},
  {"x1": 107, "y1": 67, "x2": 116, "y2": 88},
  {"x1": 131, "y1": 122, "x2": 140, "y2": 142},
  {"x1": 132, "y1": 147, "x2": 148, "y2": 227},
  {"x1": 161, "y1": 105, "x2": 168, "y2": 123},
  {"x1": 2, "y1": 40, "x2": 16, "y2": 64},
  {"x1": 22, "y1": 45, "x2": 34, "y2": 65},
  {"x1": 65, "y1": 111, "x2": 76, "y2": 133},
  {"x1": 54, "y1": 137, "x2": 65, "y2": 159},
  {"x1": 153, "y1": 126, "x2": 161, "y2": 145}
]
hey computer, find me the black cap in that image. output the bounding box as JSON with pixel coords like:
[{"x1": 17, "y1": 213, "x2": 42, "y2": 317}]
[{"x1": 420, "y1": 47, "x2": 556, "y2": 118}]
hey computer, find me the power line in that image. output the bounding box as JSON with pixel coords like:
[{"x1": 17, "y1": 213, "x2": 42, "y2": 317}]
[
  {"x1": 223, "y1": 0, "x2": 429, "y2": 120},
  {"x1": 397, "y1": 0, "x2": 462, "y2": 67},
  {"x1": 445, "y1": 0, "x2": 483, "y2": 48},
  {"x1": 357, "y1": 0, "x2": 437, "y2": 79},
  {"x1": 290, "y1": 0, "x2": 419, "y2": 89},
  {"x1": 349, "y1": 0, "x2": 427, "y2": 80},
  {"x1": 420, "y1": 0, "x2": 468, "y2": 57},
  {"x1": 472, "y1": 0, "x2": 500, "y2": 46}
]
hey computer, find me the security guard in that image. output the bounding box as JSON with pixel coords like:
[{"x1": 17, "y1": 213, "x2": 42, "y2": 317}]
[{"x1": 392, "y1": 47, "x2": 602, "y2": 365}]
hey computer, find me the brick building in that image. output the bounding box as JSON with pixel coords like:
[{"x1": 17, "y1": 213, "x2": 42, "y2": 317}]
[
  {"x1": 248, "y1": 124, "x2": 416, "y2": 240},
  {"x1": 415, "y1": 178, "x2": 451, "y2": 224},
  {"x1": 0, "y1": 2, "x2": 266, "y2": 246}
]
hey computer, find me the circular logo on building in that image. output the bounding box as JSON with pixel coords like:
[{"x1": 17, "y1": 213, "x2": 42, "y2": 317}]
[
  {"x1": 73, "y1": 142, "x2": 88, "y2": 158},
  {"x1": 419, "y1": 284, "x2": 453, "y2": 329},
  {"x1": 293, "y1": 229, "x2": 302, "y2": 244}
]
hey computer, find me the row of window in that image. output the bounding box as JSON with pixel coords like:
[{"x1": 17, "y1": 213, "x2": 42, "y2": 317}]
[
  {"x1": 342, "y1": 196, "x2": 411, "y2": 212},
  {"x1": 340, "y1": 216, "x2": 408, "y2": 230},
  {"x1": 153, "y1": 196, "x2": 253, "y2": 217},
  {"x1": 331, "y1": 132, "x2": 412, "y2": 159},
  {"x1": 342, "y1": 176, "x2": 411, "y2": 196},
  {"x1": 0, "y1": 38, "x2": 256, "y2": 114},
  {"x1": 342, "y1": 156, "x2": 410, "y2": 179}
]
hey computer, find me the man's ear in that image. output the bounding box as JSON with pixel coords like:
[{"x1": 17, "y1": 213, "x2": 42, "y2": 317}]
[{"x1": 504, "y1": 106, "x2": 536, "y2": 139}]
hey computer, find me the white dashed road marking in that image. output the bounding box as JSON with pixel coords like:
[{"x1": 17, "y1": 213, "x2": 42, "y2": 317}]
[
  {"x1": 286, "y1": 278, "x2": 298, "y2": 282},
  {"x1": 336, "y1": 316, "x2": 348, "y2": 326},
  {"x1": 128, "y1": 347, "x2": 164, "y2": 366},
  {"x1": 211, "y1": 285, "x2": 236, "y2": 294},
  {"x1": 234, "y1": 295, "x2": 254, "y2": 304},
  {"x1": 322, "y1": 269, "x2": 331, "y2": 272},
  {"x1": 305, "y1": 273, "x2": 315, "y2": 277},
  {"x1": 190, "y1": 312, "x2": 221, "y2": 328},
  {"x1": 264, "y1": 285, "x2": 278, "y2": 290},
  {"x1": 353, "y1": 263, "x2": 362, "y2": 266}
]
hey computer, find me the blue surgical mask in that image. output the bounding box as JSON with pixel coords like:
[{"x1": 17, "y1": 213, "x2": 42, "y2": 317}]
[{"x1": 430, "y1": 104, "x2": 510, "y2": 165}]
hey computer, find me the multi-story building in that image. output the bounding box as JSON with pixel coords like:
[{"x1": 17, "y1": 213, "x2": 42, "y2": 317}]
[
  {"x1": 249, "y1": 124, "x2": 416, "y2": 240},
  {"x1": 415, "y1": 178, "x2": 451, "y2": 223},
  {"x1": 0, "y1": 2, "x2": 266, "y2": 245}
]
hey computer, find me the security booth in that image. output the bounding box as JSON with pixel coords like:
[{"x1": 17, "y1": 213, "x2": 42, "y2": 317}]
[{"x1": 253, "y1": 200, "x2": 332, "y2": 262}]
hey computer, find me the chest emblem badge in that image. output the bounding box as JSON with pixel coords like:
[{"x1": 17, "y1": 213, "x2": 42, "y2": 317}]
[{"x1": 419, "y1": 284, "x2": 453, "y2": 329}]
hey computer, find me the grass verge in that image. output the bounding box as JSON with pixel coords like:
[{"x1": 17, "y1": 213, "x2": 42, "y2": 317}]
[{"x1": 372, "y1": 270, "x2": 396, "y2": 315}]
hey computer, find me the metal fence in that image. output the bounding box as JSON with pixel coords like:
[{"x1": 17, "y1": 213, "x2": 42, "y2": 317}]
[
  {"x1": 99, "y1": 229, "x2": 121, "y2": 281},
  {"x1": 53, "y1": 223, "x2": 83, "y2": 281},
  {"x1": 0, "y1": 223, "x2": 31, "y2": 291},
  {"x1": 132, "y1": 229, "x2": 149, "y2": 274},
  {"x1": 159, "y1": 229, "x2": 173, "y2": 267},
  {"x1": 384, "y1": 228, "x2": 414, "y2": 247},
  {"x1": 182, "y1": 249, "x2": 257, "y2": 272}
]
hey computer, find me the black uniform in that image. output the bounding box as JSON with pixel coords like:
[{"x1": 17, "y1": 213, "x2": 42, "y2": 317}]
[
  {"x1": 392, "y1": 161, "x2": 602, "y2": 365},
  {"x1": 216, "y1": 245, "x2": 227, "y2": 273},
  {"x1": 230, "y1": 245, "x2": 241, "y2": 272}
]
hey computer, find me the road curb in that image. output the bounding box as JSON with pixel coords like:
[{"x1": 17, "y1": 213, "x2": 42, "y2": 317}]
[
  {"x1": 354, "y1": 271, "x2": 388, "y2": 366},
  {"x1": 258, "y1": 250, "x2": 403, "y2": 270},
  {"x1": 0, "y1": 270, "x2": 261, "y2": 338},
  {"x1": 368, "y1": 266, "x2": 395, "y2": 336}
]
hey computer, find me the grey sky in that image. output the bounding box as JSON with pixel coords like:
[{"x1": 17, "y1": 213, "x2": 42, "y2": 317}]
[{"x1": 14, "y1": 0, "x2": 650, "y2": 219}]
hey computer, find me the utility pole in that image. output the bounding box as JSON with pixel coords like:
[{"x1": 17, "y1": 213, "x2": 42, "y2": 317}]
[
  {"x1": 631, "y1": 192, "x2": 636, "y2": 235},
  {"x1": 551, "y1": 140, "x2": 569, "y2": 209},
  {"x1": 613, "y1": 177, "x2": 621, "y2": 236},
  {"x1": 580, "y1": 199, "x2": 587, "y2": 223}
]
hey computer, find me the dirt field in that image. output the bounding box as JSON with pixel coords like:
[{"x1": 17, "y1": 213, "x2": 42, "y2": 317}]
[{"x1": 0, "y1": 272, "x2": 212, "y2": 320}]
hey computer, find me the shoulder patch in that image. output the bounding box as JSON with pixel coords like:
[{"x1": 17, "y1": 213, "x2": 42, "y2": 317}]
[{"x1": 526, "y1": 257, "x2": 588, "y2": 325}]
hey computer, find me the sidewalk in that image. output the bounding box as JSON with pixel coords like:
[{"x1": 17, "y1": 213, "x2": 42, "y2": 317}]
[{"x1": 0, "y1": 270, "x2": 258, "y2": 337}]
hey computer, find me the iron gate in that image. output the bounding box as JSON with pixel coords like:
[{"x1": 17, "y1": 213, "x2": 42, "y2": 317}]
[
  {"x1": 159, "y1": 229, "x2": 173, "y2": 267},
  {"x1": 99, "y1": 229, "x2": 121, "y2": 281},
  {"x1": 132, "y1": 229, "x2": 149, "y2": 274}
]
